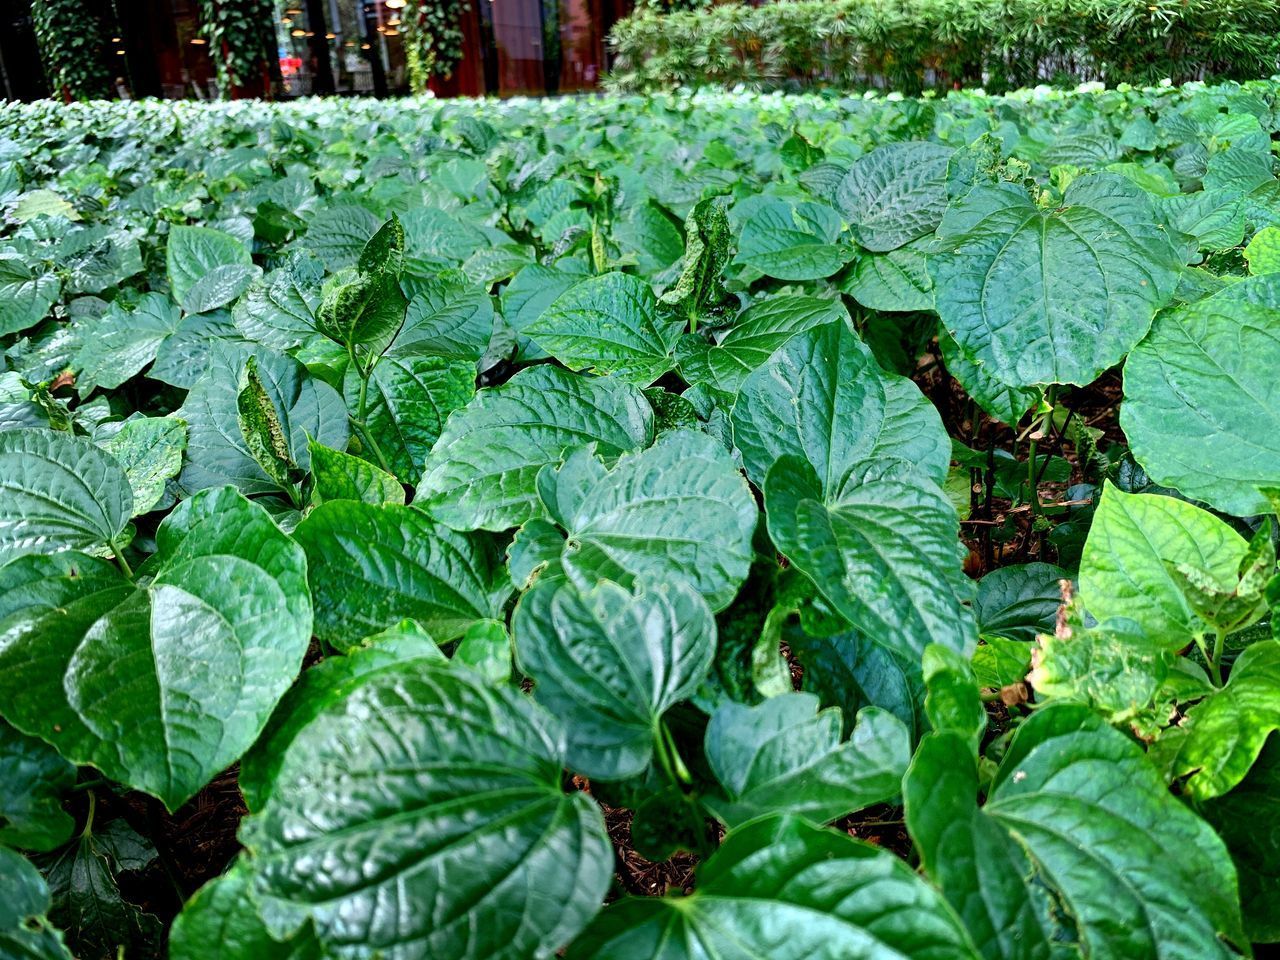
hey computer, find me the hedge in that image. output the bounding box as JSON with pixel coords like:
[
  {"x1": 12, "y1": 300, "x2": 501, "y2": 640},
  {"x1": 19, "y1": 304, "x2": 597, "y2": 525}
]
[{"x1": 605, "y1": 0, "x2": 1280, "y2": 93}]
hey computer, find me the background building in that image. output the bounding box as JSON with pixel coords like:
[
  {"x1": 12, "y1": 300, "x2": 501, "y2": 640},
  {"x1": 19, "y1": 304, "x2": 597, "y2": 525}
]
[{"x1": 0, "y1": 0, "x2": 634, "y2": 101}]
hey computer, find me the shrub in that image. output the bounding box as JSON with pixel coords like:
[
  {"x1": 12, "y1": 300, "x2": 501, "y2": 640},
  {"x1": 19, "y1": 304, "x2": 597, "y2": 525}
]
[{"x1": 606, "y1": 0, "x2": 1280, "y2": 93}]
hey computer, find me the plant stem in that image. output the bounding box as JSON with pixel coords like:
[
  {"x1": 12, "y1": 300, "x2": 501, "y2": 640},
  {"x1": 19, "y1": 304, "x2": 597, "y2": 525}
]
[
  {"x1": 109, "y1": 539, "x2": 133, "y2": 579},
  {"x1": 81, "y1": 790, "x2": 96, "y2": 838},
  {"x1": 1209, "y1": 628, "x2": 1226, "y2": 686}
]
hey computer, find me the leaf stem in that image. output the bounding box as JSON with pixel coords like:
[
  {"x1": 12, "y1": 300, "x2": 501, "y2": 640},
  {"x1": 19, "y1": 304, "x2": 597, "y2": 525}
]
[
  {"x1": 81, "y1": 790, "x2": 96, "y2": 839},
  {"x1": 109, "y1": 538, "x2": 133, "y2": 579},
  {"x1": 1209, "y1": 628, "x2": 1226, "y2": 686}
]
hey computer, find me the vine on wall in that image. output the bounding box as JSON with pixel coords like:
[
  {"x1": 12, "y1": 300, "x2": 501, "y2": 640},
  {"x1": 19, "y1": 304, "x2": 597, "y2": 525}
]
[
  {"x1": 197, "y1": 0, "x2": 273, "y2": 96},
  {"x1": 402, "y1": 0, "x2": 468, "y2": 93},
  {"x1": 30, "y1": 0, "x2": 115, "y2": 100}
]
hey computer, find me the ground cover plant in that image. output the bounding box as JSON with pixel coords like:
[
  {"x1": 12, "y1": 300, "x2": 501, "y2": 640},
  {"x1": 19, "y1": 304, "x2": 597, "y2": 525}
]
[{"x1": 1, "y1": 77, "x2": 1280, "y2": 958}]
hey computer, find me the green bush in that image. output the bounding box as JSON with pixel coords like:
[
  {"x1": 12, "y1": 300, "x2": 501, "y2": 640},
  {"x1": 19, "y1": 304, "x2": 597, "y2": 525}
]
[{"x1": 606, "y1": 0, "x2": 1280, "y2": 93}]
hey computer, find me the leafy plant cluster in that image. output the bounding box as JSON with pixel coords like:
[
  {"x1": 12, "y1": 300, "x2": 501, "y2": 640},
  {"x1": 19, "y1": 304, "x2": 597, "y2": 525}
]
[
  {"x1": 402, "y1": 0, "x2": 469, "y2": 93},
  {"x1": 1, "y1": 77, "x2": 1280, "y2": 958},
  {"x1": 196, "y1": 0, "x2": 275, "y2": 94},
  {"x1": 29, "y1": 0, "x2": 117, "y2": 100},
  {"x1": 607, "y1": 0, "x2": 1280, "y2": 93}
]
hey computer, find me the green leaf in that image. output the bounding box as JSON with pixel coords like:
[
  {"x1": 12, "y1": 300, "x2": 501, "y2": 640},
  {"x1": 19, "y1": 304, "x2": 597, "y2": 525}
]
[
  {"x1": 765, "y1": 454, "x2": 976, "y2": 663},
  {"x1": 417, "y1": 364, "x2": 654, "y2": 531},
  {"x1": 535, "y1": 431, "x2": 757, "y2": 612},
  {"x1": 939, "y1": 328, "x2": 1041, "y2": 428},
  {"x1": 301, "y1": 203, "x2": 381, "y2": 271},
  {"x1": 0, "y1": 487, "x2": 311, "y2": 810},
  {"x1": 238, "y1": 621, "x2": 446, "y2": 812},
  {"x1": 1160, "y1": 188, "x2": 1246, "y2": 251},
  {"x1": 390, "y1": 276, "x2": 495, "y2": 361},
  {"x1": 232, "y1": 252, "x2": 324, "y2": 351},
  {"x1": 931, "y1": 174, "x2": 1182, "y2": 388},
  {"x1": 568, "y1": 815, "x2": 980, "y2": 960},
  {"x1": 980, "y1": 704, "x2": 1244, "y2": 958},
  {"x1": 177, "y1": 343, "x2": 348, "y2": 497},
  {"x1": 241, "y1": 660, "x2": 612, "y2": 960},
  {"x1": 0, "y1": 847, "x2": 73, "y2": 960},
  {"x1": 0, "y1": 716, "x2": 76, "y2": 852},
  {"x1": 38, "y1": 823, "x2": 160, "y2": 960},
  {"x1": 842, "y1": 240, "x2": 934, "y2": 312},
  {"x1": 975, "y1": 562, "x2": 1070, "y2": 642},
  {"x1": 923, "y1": 644, "x2": 985, "y2": 750},
  {"x1": 657, "y1": 196, "x2": 735, "y2": 325},
  {"x1": 171, "y1": 860, "x2": 323, "y2": 960},
  {"x1": 735, "y1": 199, "x2": 853, "y2": 280},
  {"x1": 1027, "y1": 608, "x2": 1172, "y2": 725},
  {"x1": 1245, "y1": 226, "x2": 1280, "y2": 275},
  {"x1": 526, "y1": 272, "x2": 682, "y2": 384},
  {"x1": 1121, "y1": 278, "x2": 1280, "y2": 516},
  {"x1": 293, "y1": 501, "x2": 511, "y2": 652},
  {"x1": 452, "y1": 618, "x2": 512, "y2": 684},
  {"x1": 13, "y1": 189, "x2": 77, "y2": 223},
  {"x1": 72, "y1": 293, "x2": 183, "y2": 394},
  {"x1": 1079, "y1": 483, "x2": 1248, "y2": 647},
  {"x1": 167, "y1": 225, "x2": 254, "y2": 311},
  {"x1": 1203, "y1": 734, "x2": 1280, "y2": 943},
  {"x1": 401, "y1": 206, "x2": 487, "y2": 277},
  {"x1": 344, "y1": 355, "x2": 475, "y2": 484},
  {"x1": 904, "y1": 733, "x2": 1062, "y2": 960},
  {"x1": 1153, "y1": 640, "x2": 1280, "y2": 801},
  {"x1": 836, "y1": 141, "x2": 953, "y2": 252},
  {"x1": 513, "y1": 579, "x2": 714, "y2": 779},
  {"x1": 704, "y1": 693, "x2": 909, "y2": 829},
  {"x1": 98, "y1": 417, "x2": 187, "y2": 516},
  {"x1": 676, "y1": 295, "x2": 847, "y2": 402},
  {"x1": 237, "y1": 355, "x2": 301, "y2": 490},
  {"x1": 0, "y1": 428, "x2": 132, "y2": 564},
  {"x1": 307, "y1": 440, "x2": 404, "y2": 506},
  {"x1": 731, "y1": 320, "x2": 951, "y2": 490},
  {"x1": 0, "y1": 253, "x2": 61, "y2": 337}
]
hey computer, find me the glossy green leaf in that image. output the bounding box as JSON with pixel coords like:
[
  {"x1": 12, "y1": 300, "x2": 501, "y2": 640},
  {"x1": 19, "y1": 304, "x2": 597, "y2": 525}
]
[
  {"x1": 0, "y1": 487, "x2": 311, "y2": 810},
  {"x1": 514, "y1": 579, "x2": 714, "y2": 779},
  {"x1": 307, "y1": 439, "x2": 405, "y2": 506},
  {"x1": 931, "y1": 174, "x2": 1182, "y2": 387},
  {"x1": 39, "y1": 821, "x2": 160, "y2": 960},
  {"x1": 1153, "y1": 640, "x2": 1280, "y2": 801},
  {"x1": 975, "y1": 563, "x2": 1070, "y2": 642},
  {"x1": 765, "y1": 455, "x2": 977, "y2": 663},
  {"x1": 177, "y1": 343, "x2": 348, "y2": 497},
  {"x1": 452, "y1": 618, "x2": 512, "y2": 684},
  {"x1": 293, "y1": 500, "x2": 511, "y2": 652},
  {"x1": 170, "y1": 860, "x2": 322, "y2": 960},
  {"x1": 167, "y1": 225, "x2": 254, "y2": 311},
  {"x1": 0, "y1": 846, "x2": 73, "y2": 960},
  {"x1": 535, "y1": 431, "x2": 756, "y2": 612},
  {"x1": 238, "y1": 622, "x2": 446, "y2": 812},
  {"x1": 657, "y1": 196, "x2": 735, "y2": 325},
  {"x1": 241, "y1": 660, "x2": 612, "y2": 960},
  {"x1": 905, "y1": 733, "x2": 1061, "y2": 960},
  {"x1": 704, "y1": 693, "x2": 910, "y2": 828},
  {"x1": 1245, "y1": 226, "x2": 1280, "y2": 275},
  {"x1": 390, "y1": 277, "x2": 495, "y2": 361},
  {"x1": 1203, "y1": 735, "x2": 1280, "y2": 943},
  {"x1": 344, "y1": 355, "x2": 475, "y2": 483},
  {"x1": 0, "y1": 716, "x2": 76, "y2": 852},
  {"x1": 1122, "y1": 277, "x2": 1280, "y2": 516},
  {"x1": 0, "y1": 253, "x2": 60, "y2": 336},
  {"x1": 842, "y1": 240, "x2": 934, "y2": 312},
  {"x1": 98, "y1": 417, "x2": 187, "y2": 516},
  {"x1": 731, "y1": 319, "x2": 951, "y2": 490},
  {"x1": 676, "y1": 295, "x2": 847, "y2": 402},
  {"x1": 526, "y1": 272, "x2": 683, "y2": 384},
  {"x1": 0, "y1": 428, "x2": 132, "y2": 564},
  {"x1": 1079, "y1": 483, "x2": 1248, "y2": 647},
  {"x1": 568, "y1": 815, "x2": 980, "y2": 960},
  {"x1": 417, "y1": 364, "x2": 654, "y2": 531},
  {"x1": 939, "y1": 328, "x2": 1040, "y2": 428},
  {"x1": 979, "y1": 704, "x2": 1244, "y2": 958},
  {"x1": 922, "y1": 644, "x2": 985, "y2": 750},
  {"x1": 736, "y1": 199, "x2": 853, "y2": 280},
  {"x1": 837, "y1": 141, "x2": 954, "y2": 252}
]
